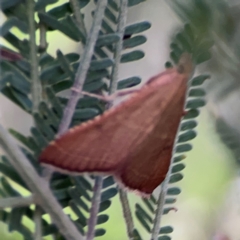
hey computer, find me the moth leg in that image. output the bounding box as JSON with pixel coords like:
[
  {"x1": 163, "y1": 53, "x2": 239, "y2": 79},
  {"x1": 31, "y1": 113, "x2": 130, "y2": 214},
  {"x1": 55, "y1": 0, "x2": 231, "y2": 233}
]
[
  {"x1": 71, "y1": 88, "x2": 141, "y2": 102},
  {"x1": 115, "y1": 88, "x2": 141, "y2": 97},
  {"x1": 82, "y1": 91, "x2": 113, "y2": 102},
  {"x1": 71, "y1": 88, "x2": 112, "y2": 102}
]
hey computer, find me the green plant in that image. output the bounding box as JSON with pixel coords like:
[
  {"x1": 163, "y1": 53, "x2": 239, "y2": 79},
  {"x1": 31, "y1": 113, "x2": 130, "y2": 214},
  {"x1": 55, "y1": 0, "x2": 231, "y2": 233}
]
[{"x1": 0, "y1": 0, "x2": 214, "y2": 240}]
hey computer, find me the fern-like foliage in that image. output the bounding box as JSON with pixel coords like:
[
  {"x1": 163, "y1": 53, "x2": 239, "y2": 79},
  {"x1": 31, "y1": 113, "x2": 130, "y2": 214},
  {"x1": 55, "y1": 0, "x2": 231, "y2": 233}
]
[
  {"x1": 168, "y1": 0, "x2": 240, "y2": 168},
  {"x1": 0, "y1": 1, "x2": 214, "y2": 240},
  {"x1": 0, "y1": 0, "x2": 152, "y2": 239},
  {"x1": 133, "y1": 23, "x2": 211, "y2": 240}
]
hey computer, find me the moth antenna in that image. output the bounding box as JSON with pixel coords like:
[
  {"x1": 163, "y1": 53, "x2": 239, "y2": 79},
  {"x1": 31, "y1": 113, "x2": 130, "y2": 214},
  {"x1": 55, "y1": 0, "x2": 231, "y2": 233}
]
[{"x1": 177, "y1": 52, "x2": 195, "y2": 78}]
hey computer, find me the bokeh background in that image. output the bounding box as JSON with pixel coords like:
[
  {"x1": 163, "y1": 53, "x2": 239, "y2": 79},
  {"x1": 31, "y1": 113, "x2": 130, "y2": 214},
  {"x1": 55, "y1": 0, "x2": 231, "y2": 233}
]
[{"x1": 1, "y1": 0, "x2": 240, "y2": 239}]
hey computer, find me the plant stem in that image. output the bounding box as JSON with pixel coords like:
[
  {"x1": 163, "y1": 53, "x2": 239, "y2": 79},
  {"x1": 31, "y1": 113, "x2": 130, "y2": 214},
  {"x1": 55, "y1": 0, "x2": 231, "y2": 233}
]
[
  {"x1": 0, "y1": 196, "x2": 35, "y2": 209},
  {"x1": 34, "y1": 205, "x2": 43, "y2": 240},
  {"x1": 107, "y1": 1, "x2": 135, "y2": 239},
  {"x1": 86, "y1": 176, "x2": 103, "y2": 240},
  {"x1": 27, "y1": 0, "x2": 42, "y2": 113},
  {"x1": 0, "y1": 124, "x2": 83, "y2": 240},
  {"x1": 119, "y1": 190, "x2": 134, "y2": 239},
  {"x1": 151, "y1": 179, "x2": 169, "y2": 240},
  {"x1": 57, "y1": 0, "x2": 108, "y2": 136}
]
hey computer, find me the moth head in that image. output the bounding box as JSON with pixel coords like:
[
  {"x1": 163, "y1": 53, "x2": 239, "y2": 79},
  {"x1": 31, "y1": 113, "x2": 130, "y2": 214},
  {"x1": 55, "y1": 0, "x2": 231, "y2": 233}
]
[{"x1": 177, "y1": 52, "x2": 195, "y2": 78}]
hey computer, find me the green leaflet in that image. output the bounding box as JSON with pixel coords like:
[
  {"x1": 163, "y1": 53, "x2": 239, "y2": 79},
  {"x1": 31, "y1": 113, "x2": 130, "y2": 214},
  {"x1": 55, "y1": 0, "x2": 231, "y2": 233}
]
[
  {"x1": 100, "y1": 188, "x2": 118, "y2": 202},
  {"x1": 125, "y1": 21, "x2": 151, "y2": 35},
  {"x1": 38, "y1": 12, "x2": 83, "y2": 42},
  {"x1": 47, "y1": 1, "x2": 90, "y2": 19},
  {"x1": 191, "y1": 74, "x2": 210, "y2": 86},
  {"x1": 35, "y1": 0, "x2": 58, "y2": 11},
  {"x1": 99, "y1": 200, "x2": 111, "y2": 213},
  {"x1": 136, "y1": 204, "x2": 153, "y2": 224},
  {"x1": 167, "y1": 187, "x2": 181, "y2": 195},
  {"x1": 69, "y1": 201, "x2": 87, "y2": 227},
  {"x1": 102, "y1": 176, "x2": 115, "y2": 188},
  {"x1": 95, "y1": 229, "x2": 106, "y2": 237},
  {"x1": 171, "y1": 164, "x2": 185, "y2": 174},
  {"x1": 121, "y1": 50, "x2": 145, "y2": 63},
  {"x1": 97, "y1": 214, "x2": 109, "y2": 225},
  {"x1": 118, "y1": 76, "x2": 141, "y2": 89},
  {"x1": 159, "y1": 226, "x2": 173, "y2": 234},
  {"x1": 169, "y1": 173, "x2": 184, "y2": 183},
  {"x1": 178, "y1": 130, "x2": 197, "y2": 142},
  {"x1": 158, "y1": 236, "x2": 171, "y2": 240},
  {"x1": 136, "y1": 210, "x2": 151, "y2": 233},
  {"x1": 175, "y1": 143, "x2": 192, "y2": 153},
  {"x1": 1, "y1": 0, "x2": 23, "y2": 10},
  {"x1": 0, "y1": 61, "x2": 30, "y2": 94},
  {"x1": 0, "y1": 162, "x2": 27, "y2": 189},
  {"x1": 0, "y1": 17, "x2": 28, "y2": 35},
  {"x1": 189, "y1": 88, "x2": 206, "y2": 97},
  {"x1": 105, "y1": 7, "x2": 117, "y2": 23},
  {"x1": 123, "y1": 35, "x2": 147, "y2": 49},
  {"x1": 96, "y1": 33, "x2": 121, "y2": 47},
  {"x1": 186, "y1": 99, "x2": 205, "y2": 109},
  {"x1": 1, "y1": 86, "x2": 32, "y2": 112},
  {"x1": 3, "y1": 32, "x2": 29, "y2": 55}
]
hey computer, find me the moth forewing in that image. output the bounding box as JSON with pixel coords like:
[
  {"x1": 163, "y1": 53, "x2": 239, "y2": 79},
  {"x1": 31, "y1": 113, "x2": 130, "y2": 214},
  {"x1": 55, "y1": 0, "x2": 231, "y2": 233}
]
[{"x1": 39, "y1": 60, "x2": 191, "y2": 195}]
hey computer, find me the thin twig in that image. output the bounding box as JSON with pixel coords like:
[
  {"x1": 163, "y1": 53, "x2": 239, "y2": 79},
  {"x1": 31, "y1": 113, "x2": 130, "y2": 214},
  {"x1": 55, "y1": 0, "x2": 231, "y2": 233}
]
[
  {"x1": 34, "y1": 205, "x2": 43, "y2": 240},
  {"x1": 70, "y1": 0, "x2": 87, "y2": 37},
  {"x1": 57, "y1": 0, "x2": 108, "y2": 136},
  {"x1": 119, "y1": 190, "x2": 134, "y2": 239},
  {"x1": 0, "y1": 196, "x2": 35, "y2": 209},
  {"x1": 107, "y1": 1, "x2": 136, "y2": 239},
  {"x1": 86, "y1": 176, "x2": 103, "y2": 240},
  {"x1": 0, "y1": 124, "x2": 83, "y2": 240},
  {"x1": 151, "y1": 179, "x2": 169, "y2": 240},
  {"x1": 27, "y1": 0, "x2": 42, "y2": 112}
]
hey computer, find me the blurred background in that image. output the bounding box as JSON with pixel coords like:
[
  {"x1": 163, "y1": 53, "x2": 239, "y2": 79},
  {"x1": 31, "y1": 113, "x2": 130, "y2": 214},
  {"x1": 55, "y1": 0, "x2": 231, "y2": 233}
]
[{"x1": 1, "y1": 0, "x2": 240, "y2": 239}]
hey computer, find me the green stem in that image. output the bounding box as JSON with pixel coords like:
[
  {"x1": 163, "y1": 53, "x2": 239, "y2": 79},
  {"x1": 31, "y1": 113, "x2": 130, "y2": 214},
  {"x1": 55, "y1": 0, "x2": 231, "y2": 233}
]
[{"x1": 27, "y1": 0, "x2": 42, "y2": 113}]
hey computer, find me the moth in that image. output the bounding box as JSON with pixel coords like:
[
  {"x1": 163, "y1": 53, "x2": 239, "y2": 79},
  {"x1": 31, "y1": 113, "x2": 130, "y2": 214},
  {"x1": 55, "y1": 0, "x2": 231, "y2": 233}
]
[{"x1": 39, "y1": 54, "x2": 193, "y2": 196}]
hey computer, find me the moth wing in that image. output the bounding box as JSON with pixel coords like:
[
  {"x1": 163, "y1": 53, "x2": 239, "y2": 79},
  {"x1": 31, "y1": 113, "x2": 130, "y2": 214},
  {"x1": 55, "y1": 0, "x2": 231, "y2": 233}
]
[
  {"x1": 39, "y1": 69, "x2": 187, "y2": 194},
  {"x1": 116, "y1": 75, "x2": 187, "y2": 195},
  {"x1": 40, "y1": 83, "x2": 163, "y2": 173}
]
